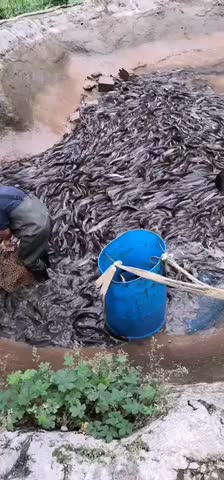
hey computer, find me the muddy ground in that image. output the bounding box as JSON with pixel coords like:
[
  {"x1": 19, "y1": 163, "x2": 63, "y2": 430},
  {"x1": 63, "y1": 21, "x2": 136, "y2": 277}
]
[{"x1": 1, "y1": 328, "x2": 224, "y2": 384}]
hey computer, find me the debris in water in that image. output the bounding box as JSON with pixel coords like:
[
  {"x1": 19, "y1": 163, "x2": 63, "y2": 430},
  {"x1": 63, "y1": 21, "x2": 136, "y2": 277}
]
[
  {"x1": 0, "y1": 71, "x2": 224, "y2": 346},
  {"x1": 119, "y1": 68, "x2": 130, "y2": 81},
  {"x1": 88, "y1": 72, "x2": 102, "y2": 80},
  {"x1": 69, "y1": 111, "x2": 80, "y2": 123},
  {"x1": 98, "y1": 76, "x2": 115, "y2": 92},
  {"x1": 83, "y1": 79, "x2": 97, "y2": 91}
]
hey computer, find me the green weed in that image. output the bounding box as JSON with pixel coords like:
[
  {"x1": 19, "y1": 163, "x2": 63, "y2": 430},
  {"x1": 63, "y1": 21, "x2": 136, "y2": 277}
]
[
  {"x1": 0, "y1": 0, "x2": 81, "y2": 19},
  {"x1": 0, "y1": 353, "x2": 165, "y2": 442}
]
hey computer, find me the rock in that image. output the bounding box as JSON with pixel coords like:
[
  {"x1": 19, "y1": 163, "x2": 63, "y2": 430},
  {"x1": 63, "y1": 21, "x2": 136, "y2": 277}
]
[
  {"x1": 189, "y1": 462, "x2": 199, "y2": 470},
  {"x1": 200, "y1": 464, "x2": 207, "y2": 473},
  {"x1": 98, "y1": 76, "x2": 115, "y2": 93},
  {"x1": 88, "y1": 72, "x2": 102, "y2": 80},
  {"x1": 69, "y1": 111, "x2": 80, "y2": 122},
  {"x1": 184, "y1": 473, "x2": 192, "y2": 480},
  {"x1": 119, "y1": 68, "x2": 130, "y2": 81},
  {"x1": 216, "y1": 461, "x2": 224, "y2": 470},
  {"x1": 83, "y1": 79, "x2": 97, "y2": 91},
  {"x1": 211, "y1": 473, "x2": 219, "y2": 479},
  {"x1": 60, "y1": 426, "x2": 68, "y2": 432}
]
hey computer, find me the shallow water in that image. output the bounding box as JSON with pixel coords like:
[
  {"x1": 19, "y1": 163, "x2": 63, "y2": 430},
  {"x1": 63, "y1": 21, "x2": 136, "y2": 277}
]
[
  {"x1": 2, "y1": 32, "x2": 224, "y2": 163},
  {"x1": 167, "y1": 277, "x2": 224, "y2": 335}
]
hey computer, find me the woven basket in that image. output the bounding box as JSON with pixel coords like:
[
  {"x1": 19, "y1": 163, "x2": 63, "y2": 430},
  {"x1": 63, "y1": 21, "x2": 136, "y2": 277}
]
[{"x1": 0, "y1": 251, "x2": 34, "y2": 292}]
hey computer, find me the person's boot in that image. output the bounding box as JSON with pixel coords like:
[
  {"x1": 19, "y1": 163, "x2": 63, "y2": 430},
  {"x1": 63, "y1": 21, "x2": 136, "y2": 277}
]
[
  {"x1": 33, "y1": 270, "x2": 49, "y2": 283},
  {"x1": 40, "y1": 251, "x2": 50, "y2": 268}
]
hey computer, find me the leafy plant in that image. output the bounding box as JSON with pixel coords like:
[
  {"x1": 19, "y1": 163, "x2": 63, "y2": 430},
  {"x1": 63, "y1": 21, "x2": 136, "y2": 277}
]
[{"x1": 0, "y1": 353, "x2": 165, "y2": 442}]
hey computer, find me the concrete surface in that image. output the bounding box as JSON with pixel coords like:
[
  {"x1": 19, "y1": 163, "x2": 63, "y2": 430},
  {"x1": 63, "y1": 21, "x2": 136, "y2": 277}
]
[{"x1": 1, "y1": 383, "x2": 224, "y2": 480}]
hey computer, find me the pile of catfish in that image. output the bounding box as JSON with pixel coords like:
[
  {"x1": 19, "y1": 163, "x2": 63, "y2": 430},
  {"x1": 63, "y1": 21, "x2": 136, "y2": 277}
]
[{"x1": 1, "y1": 71, "x2": 224, "y2": 347}]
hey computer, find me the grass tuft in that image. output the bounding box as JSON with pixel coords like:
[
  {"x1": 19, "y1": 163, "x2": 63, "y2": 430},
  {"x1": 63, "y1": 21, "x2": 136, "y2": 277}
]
[{"x1": 0, "y1": 0, "x2": 81, "y2": 19}]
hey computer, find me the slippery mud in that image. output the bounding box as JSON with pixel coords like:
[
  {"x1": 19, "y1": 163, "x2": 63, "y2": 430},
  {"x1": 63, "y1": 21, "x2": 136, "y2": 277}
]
[
  {"x1": 2, "y1": 33, "x2": 224, "y2": 162},
  {"x1": 1, "y1": 330, "x2": 224, "y2": 384}
]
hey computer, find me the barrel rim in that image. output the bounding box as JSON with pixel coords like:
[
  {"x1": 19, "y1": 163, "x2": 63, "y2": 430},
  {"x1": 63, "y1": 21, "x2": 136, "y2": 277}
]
[{"x1": 98, "y1": 229, "x2": 166, "y2": 285}]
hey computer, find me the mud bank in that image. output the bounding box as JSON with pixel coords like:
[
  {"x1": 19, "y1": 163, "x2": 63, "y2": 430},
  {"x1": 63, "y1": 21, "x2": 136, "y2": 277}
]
[
  {"x1": 1, "y1": 327, "x2": 224, "y2": 384},
  {"x1": 1, "y1": 0, "x2": 224, "y2": 161}
]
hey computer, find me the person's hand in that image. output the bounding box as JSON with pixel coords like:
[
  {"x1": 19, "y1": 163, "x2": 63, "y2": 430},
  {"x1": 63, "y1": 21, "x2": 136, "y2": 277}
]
[
  {"x1": 0, "y1": 234, "x2": 18, "y2": 253},
  {"x1": 1, "y1": 240, "x2": 16, "y2": 252},
  {"x1": 0, "y1": 229, "x2": 12, "y2": 241}
]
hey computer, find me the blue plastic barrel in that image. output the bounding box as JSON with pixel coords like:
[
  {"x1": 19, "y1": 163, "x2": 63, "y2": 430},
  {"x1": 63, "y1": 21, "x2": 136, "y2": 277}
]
[{"x1": 98, "y1": 230, "x2": 167, "y2": 340}]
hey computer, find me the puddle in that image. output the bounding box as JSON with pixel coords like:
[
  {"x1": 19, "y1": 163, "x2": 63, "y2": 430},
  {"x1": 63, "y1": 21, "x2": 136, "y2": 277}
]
[
  {"x1": 0, "y1": 125, "x2": 59, "y2": 163},
  {"x1": 206, "y1": 74, "x2": 224, "y2": 93},
  {"x1": 2, "y1": 32, "x2": 224, "y2": 162},
  {"x1": 166, "y1": 277, "x2": 224, "y2": 336}
]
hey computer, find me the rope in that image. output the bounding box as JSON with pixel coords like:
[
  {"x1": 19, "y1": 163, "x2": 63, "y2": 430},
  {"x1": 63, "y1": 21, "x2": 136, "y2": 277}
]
[
  {"x1": 96, "y1": 254, "x2": 224, "y2": 300},
  {"x1": 161, "y1": 253, "x2": 207, "y2": 287}
]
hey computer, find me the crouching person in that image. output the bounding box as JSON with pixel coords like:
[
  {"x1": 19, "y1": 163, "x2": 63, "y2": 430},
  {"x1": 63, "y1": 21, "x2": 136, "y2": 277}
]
[{"x1": 0, "y1": 186, "x2": 52, "y2": 282}]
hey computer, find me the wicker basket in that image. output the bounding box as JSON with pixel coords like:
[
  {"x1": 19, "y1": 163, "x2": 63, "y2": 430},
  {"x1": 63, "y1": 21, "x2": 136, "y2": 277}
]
[{"x1": 0, "y1": 251, "x2": 34, "y2": 292}]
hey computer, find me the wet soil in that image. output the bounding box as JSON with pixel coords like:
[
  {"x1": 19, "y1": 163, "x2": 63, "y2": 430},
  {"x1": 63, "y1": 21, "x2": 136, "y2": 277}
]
[{"x1": 1, "y1": 329, "x2": 224, "y2": 384}]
